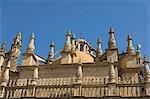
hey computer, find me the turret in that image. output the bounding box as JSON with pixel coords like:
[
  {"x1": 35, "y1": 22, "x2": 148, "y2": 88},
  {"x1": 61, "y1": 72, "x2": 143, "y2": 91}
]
[
  {"x1": 108, "y1": 27, "x2": 116, "y2": 49},
  {"x1": 126, "y1": 34, "x2": 135, "y2": 55},
  {"x1": 1, "y1": 59, "x2": 10, "y2": 86},
  {"x1": 47, "y1": 41, "x2": 55, "y2": 64},
  {"x1": 26, "y1": 32, "x2": 35, "y2": 54},
  {"x1": 9, "y1": 32, "x2": 22, "y2": 71},
  {"x1": 64, "y1": 30, "x2": 71, "y2": 52}
]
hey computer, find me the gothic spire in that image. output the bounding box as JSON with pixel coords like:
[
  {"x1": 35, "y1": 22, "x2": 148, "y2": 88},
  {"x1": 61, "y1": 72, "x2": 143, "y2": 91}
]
[
  {"x1": 108, "y1": 27, "x2": 116, "y2": 49},
  {"x1": 26, "y1": 32, "x2": 35, "y2": 54},
  {"x1": 126, "y1": 34, "x2": 135, "y2": 55},
  {"x1": 96, "y1": 37, "x2": 102, "y2": 57},
  {"x1": 47, "y1": 41, "x2": 55, "y2": 64},
  {"x1": 64, "y1": 30, "x2": 71, "y2": 51}
]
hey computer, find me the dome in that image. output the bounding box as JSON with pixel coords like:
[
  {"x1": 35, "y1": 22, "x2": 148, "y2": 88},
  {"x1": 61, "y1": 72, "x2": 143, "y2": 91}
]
[{"x1": 53, "y1": 38, "x2": 95, "y2": 64}]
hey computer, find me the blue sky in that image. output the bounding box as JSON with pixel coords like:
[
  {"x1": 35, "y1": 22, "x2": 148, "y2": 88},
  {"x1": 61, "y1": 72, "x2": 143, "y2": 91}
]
[{"x1": 0, "y1": 0, "x2": 150, "y2": 62}]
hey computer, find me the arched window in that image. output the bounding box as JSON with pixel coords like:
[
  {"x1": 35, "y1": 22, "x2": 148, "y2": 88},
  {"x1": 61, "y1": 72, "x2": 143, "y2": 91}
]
[{"x1": 80, "y1": 44, "x2": 84, "y2": 51}]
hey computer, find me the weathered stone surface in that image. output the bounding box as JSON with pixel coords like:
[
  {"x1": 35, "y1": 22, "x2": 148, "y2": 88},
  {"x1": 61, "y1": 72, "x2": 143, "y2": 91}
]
[{"x1": 0, "y1": 29, "x2": 149, "y2": 98}]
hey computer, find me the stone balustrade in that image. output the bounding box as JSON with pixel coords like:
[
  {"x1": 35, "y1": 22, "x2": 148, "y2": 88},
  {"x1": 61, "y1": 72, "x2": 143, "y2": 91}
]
[
  {"x1": 0, "y1": 77, "x2": 144, "y2": 98},
  {"x1": 83, "y1": 77, "x2": 109, "y2": 85}
]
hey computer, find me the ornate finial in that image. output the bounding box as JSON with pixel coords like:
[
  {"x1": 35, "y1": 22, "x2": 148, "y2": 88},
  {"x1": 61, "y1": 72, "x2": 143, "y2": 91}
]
[
  {"x1": 126, "y1": 34, "x2": 135, "y2": 55},
  {"x1": 26, "y1": 32, "x2": 35, "y2": 54},
  {"x1": 109, "y1": 27, "x2": 114, "y2": 32},
  {"x1": 16, "y1": 31, "x2": 22, "y2": 40},
  {"x1": 67, "y1": 30, "x2": 71, "y2": 36},
  {"x1": 47, "y1": 41, "x2": 55, "y2": 63},
  {"x1": 31, "y1": 32, "x2": 35, "y2": 39},
  {"x1": 50, "y1": 41, "x2": 55, "y2": 47},
  {"x1": 108, "y1": 27, "x2": 116, "y2": 49},
  {"x1": 97, "y1": 37, "x2": 101, "y2": 44},
  {"x1": 96, "y1": 37, "x2": 102, "y2": 57},
  {"x1": 137, "y1": 43, "x2": 141, "y2": 52},
  {"x1": 127, "y1": 34, "x2": 132, "y2": 40},
  {"x1": 64, "y1": 30, "x2": 71, "y2": 51},
  {"x1": 11, "y1": 32, "x2": 22, "y2": 47},
  {"x1": 136, "y1": 43, "x2": 142, "y2": 58}
]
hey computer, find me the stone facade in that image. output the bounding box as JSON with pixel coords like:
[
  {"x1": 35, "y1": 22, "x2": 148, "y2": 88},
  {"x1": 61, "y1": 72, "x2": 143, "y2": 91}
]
[{"x1": 0, "y1": 28, "x2": 150, "y2": 99}]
